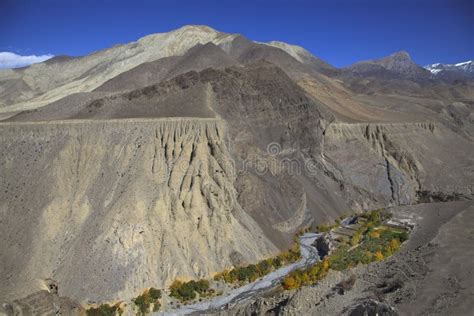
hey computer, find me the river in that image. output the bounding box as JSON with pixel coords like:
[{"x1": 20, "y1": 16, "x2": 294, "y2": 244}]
[{"x1": 157, "y1": 232, "x2": 321, "y2": 315}]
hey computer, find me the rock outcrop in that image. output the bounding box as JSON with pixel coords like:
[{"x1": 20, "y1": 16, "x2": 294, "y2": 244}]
[{"x1": 314, "y1": 233, "x2": 336, "y2": 258}]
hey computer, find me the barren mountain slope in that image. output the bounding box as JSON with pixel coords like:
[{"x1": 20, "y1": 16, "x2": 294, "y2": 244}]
[
  {"x1": 5, "y1": 62, "x2": 349, "y2": 244},
  {"x1": 0, "y1": 25, "x2": 239, "y2": 112},
  {"x1": 6, "y1": 61, "x2": 472, "y2": 243},
  {"x1": 0, "y1": 25, "x2": 335, "y2": 114},
  {"x1": 221, "y1": 35, "x2": 337, "y2": 79},
  {"x1": 95, "y1": 42, "x2": 241, "y2": 93},
  {"x1": 0, "y1": 119, "x2": 277, "y2": 303},
  {"x1": 299, "y1": 52, "x2": 474, "y2": 139},
  {"x1": 323, "y1": 122, "x2": 473, "y2": 205}
]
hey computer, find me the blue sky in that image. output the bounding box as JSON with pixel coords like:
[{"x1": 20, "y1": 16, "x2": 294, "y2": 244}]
[{"x1": 0, "y1": 0, "x2": 472, "y2": 68}]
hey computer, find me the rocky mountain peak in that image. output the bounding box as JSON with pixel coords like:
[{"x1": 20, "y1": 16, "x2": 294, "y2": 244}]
[
  {"x1": 264, "y1": 41, "x2": 313, "y2": 63},
  {"x1": 379, "y1": 50, "x2": 420, "y2": 72},
  {"x1": 177, "y1": 24, "x2": 219, "y2": 33},
  {"x1": 389, "y1": 50, "x2": 411, "y2": 60},
  {"x1": 344, "y1": 50, "x2": 429, "y2": 79}
]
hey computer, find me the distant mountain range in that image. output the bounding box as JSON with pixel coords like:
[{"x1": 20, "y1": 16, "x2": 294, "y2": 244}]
[
  {"x1": 1, "y1": 25, "x2": 472, "y2": 127},
  {"x1": 425, "y1": 60, "x2": 474, "y2": 80},
  {"x1": 341, "y1": 51, "x2": 432, "y2": 80},
  {"x1": 0, "y1": 26, "x2": 471, "y2": 114}
]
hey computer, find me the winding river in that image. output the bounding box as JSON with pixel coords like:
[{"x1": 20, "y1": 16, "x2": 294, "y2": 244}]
[{"x1": 157, "y1": 233, "x2": 321, "y2": 315}]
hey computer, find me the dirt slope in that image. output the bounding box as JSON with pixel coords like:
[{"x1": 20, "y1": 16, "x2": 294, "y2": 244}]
[{"x1": 0, "y1": 119, "x2": 277, "y2": 303}]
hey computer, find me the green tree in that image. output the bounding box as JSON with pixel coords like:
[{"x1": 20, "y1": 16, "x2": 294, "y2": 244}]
[{"x1": 86, "y1": 304, "x2": 123, "y2": 316}]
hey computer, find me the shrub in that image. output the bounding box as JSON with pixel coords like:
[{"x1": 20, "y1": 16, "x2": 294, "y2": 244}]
[
  {"x1": 133, "y1": 288, "x2": 162, "y2": 315},
  {"x1": 364, "y1": 210, "x2": 382, "y2": 226},
  {"x1": 215, "y1": 243, "x2": 301, "y2": 286},
  {"x1": 195, "y1": 280, "x2": 210, "y2": 294},
  {"x1": 86, "y1": 303, "x2": 123, "y2": 316},
  {"x1": 279, "y1": 242, "x2": 301, "y2": 263},
  {"x1": 214, "y1": 269, "x2": 232, "y2": 283},
  {"x1": 316, "y1": 221, "x2": 340, "y2": 233},
  {"x1": 152, "y1": 302, "x2": 161, "y2": 312},
  {"x1": 257, "y1": 259, "x2": 271, "y2": 275},
  {"x1": 148, "y1": 288, "x2": 162, "y2": 300},
  {"x1": 350, "y1": 231, "x2": 362, "y2": 246},
  {"x1": 169, "y1": 279, "x2": 211, "y2": 302},
  {"x1": 238, "y1": 264, "x2": 259, "y2": 282},
  {"x1": 272, "y1": 257, "x2": 283, "y2": 268},
  {"x1": 362, "y1": 250, "x2": 373, "y2": 264},
  {"x1": 316, "y1": 224, "x2": 332, "y2": 232},
  {"x1": 133, "y1": 294, "x2": 148, "y2": 315},
  {"x1": 308, "y1": 264, "x2": 320, "y2": 279},
  {"x1": 337, "y1": 236, "x2": 350, "y2": 244},
  {"x1": 170, "y1": 280, "x2": 196, "y2": 301},
  {"x1": 399, "y1": 231, "x2": 409, "y2": 242},
  {"x1": 296, "y1": 226, "x2": 310, "y2": 236}
]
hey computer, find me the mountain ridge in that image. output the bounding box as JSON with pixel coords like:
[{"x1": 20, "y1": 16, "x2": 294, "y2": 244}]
[
  {"x1": 425, "y1": 60, "x2": 474, "y2": 81},
  {"x1": 1, "y1": 25, "x2": 472, "y2": 116},
  {"x1": 342, "y1": 50, "x2": 431, "y2": 80}
]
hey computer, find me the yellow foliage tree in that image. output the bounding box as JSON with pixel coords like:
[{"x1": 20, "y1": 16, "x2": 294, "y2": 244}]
[
  {"x1": 213, "y1": 270, "x2": 226, "y2": 281},
  {"x1": 374, "y1": 251, "x2": 384, "y2": 261},
  {"x1": 322, "y1": 258, "x2": 330, "y2": 271},
  {"x1": 282, "y1": 276, "x2": 298, "y2": 290},
  {"x1": 389, "y1": 238, "x2": 401, "y2": 252},
  {"x1": 300, "y1": 272, "x2": 310, "y2": 285},
  {"x1": 170, "y1": 280, "x2": 183, "y2": 290},
  {"x1": 369, "y1": 231, "x2": 380, "y2": 238}
]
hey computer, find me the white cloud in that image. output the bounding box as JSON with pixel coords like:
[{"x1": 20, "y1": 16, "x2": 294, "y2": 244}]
[{"x1": 0, "y1": 52, "x2": 54, "y2": 69}]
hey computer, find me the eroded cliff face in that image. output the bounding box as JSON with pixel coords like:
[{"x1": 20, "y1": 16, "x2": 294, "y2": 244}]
[
  {"x1": 321, "y1": 122, "x2": 473, "y2": 209},
  {"x1": 0, "y1": 118, "x2": 277, "y2": 303}
]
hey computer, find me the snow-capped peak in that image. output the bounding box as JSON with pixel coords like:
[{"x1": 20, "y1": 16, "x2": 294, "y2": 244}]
[
  {"x1": 455, "y1": 60, "x2": 472, "y2": 67},
  {"x1": 424, "y1": 60, "x2": 473, "y2": 76}
]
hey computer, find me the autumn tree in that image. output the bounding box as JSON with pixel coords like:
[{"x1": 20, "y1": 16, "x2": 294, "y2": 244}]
[
  {"x1": 282, "y1": 276, "x2": 298, "y2": 290},
  {"x1": 374, "y1": 251, "x2": 384, "y2": 261}
]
